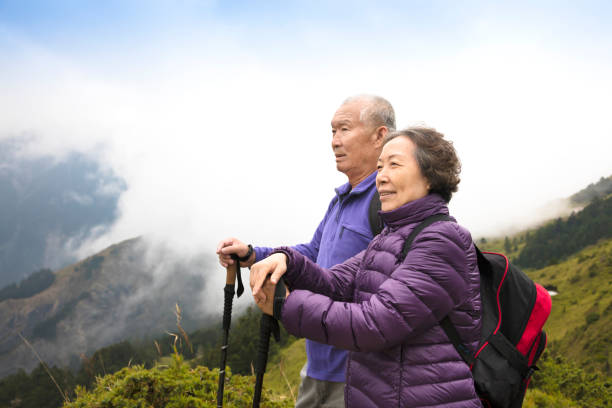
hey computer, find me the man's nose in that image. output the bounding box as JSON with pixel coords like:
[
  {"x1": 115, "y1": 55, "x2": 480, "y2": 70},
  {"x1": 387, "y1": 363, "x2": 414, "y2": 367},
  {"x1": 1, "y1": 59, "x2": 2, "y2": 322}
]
[{"x1": 331, "y1": 133, "x2": 341, "y2": 147}]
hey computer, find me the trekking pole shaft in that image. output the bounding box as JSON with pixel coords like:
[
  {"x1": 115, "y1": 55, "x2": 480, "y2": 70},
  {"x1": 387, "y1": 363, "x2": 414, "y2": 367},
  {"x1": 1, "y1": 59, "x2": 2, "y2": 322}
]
[
  {"x1": 253, "y1": 373, "x2": 265, "y2": 407},
  {"x1": 253, "y1": 314, "x2": 274, "y2": 408},
  {"x1": 217, "y1": 265, "x2": 237, "y2": 408},
  {"x1": 217, "y1": 327, "x2": 230, "y2": 407}
]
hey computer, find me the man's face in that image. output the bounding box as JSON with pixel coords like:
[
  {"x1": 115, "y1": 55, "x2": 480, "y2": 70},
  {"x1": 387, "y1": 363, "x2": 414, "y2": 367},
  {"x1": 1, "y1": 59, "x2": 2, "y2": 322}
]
[{"x1": 331, "y1": 101, "x2": 376, "y2": 177}]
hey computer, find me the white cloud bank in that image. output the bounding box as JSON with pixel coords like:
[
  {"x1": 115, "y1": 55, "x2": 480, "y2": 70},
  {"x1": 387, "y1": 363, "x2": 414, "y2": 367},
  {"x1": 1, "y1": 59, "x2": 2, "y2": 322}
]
[{"x1": 1, "y1": 8, "x2": 611, "y2": 289}]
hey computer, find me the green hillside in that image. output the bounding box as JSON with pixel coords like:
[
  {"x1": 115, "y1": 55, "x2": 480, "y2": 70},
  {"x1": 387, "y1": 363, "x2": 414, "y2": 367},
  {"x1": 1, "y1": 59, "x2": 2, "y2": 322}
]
[
  {"x1": 530, "y1": 238, "x2": 611, "y2": 374},
  {"x1": 570, "y1": 175, "x2": 612, "y2": 206},
  {"x1": 515, "y1": 195, "x2": 612, "y2": 269}
]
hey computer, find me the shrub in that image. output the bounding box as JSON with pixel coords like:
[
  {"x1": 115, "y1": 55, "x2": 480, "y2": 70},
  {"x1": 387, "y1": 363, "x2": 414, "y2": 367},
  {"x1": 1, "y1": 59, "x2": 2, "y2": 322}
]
[
  {"x1": 63, "y1": 353, "x2": 291, "y2": 408},
  {"x1": 585, "y1": 312, "x2": 600, "y2": 325},
  {"x1": 530, "y1": 354, "x2": 611, "y2": 407},
  {"x1": 0, "y1": 268, "x2": 55, "y2": 301}
]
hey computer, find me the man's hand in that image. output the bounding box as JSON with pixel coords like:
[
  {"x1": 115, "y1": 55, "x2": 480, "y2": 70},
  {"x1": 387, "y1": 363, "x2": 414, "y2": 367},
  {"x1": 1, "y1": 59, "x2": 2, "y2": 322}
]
[
  {"x1": 250, "y1": 253, "x2": 288, "y2": 304},
  {"x1": 216, "y1": 237, "x2": 255, "y2": 268}
]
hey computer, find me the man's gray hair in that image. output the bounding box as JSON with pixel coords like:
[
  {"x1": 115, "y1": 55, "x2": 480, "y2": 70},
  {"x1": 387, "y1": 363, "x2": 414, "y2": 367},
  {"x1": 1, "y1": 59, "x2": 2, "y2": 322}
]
[{"x1": 343, "y1": 94, "x2": 396, "y2": 131}]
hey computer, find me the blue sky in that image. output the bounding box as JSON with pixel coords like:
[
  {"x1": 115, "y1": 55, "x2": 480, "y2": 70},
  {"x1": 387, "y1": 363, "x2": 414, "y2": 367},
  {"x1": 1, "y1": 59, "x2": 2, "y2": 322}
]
[
  {"x1": 1, "y1": 1, "x2": 612, "y2": 266},
  {"x1": 3, "y1": 1, "x2": 610, "y2": 62}
]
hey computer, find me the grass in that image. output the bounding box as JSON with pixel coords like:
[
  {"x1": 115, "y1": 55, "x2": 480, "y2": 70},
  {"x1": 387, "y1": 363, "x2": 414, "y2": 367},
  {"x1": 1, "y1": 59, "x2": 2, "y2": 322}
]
[
  {"x1": 529, "y1": 239, "x2": 612, "y2": 373},
  {"x1": 523, "y1": 388, "x2": 581, "y2": 408},
  {"x1": 262, "y1": 338, "x2": 306, "y2": 403}
]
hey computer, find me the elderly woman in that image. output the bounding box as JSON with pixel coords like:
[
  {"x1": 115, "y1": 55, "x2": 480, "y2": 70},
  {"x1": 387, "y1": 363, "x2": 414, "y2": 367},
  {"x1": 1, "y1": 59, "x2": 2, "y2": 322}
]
[{"x1": 251, "y1": 127, "x2": 482, "y2": 408}]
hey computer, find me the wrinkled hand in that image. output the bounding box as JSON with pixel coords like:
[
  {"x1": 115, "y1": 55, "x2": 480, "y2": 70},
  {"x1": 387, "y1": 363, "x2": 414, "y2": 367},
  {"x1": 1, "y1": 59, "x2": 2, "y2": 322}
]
[
  {"x1": 216, "y1": 237, "x2": 255, "y2": 268},
  {"x1": 255, "y1": 278, "x2": 276, "y2": 315},
  {"x1": 250, "y1": 253, "x2": 288, "y2": 304}
]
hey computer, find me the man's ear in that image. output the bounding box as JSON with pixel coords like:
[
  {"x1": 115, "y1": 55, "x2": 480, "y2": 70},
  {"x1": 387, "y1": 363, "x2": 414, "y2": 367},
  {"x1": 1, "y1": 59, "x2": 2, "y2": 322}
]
[{"x1": 373, "y1": 126, "x2": 388, "y2": 148}]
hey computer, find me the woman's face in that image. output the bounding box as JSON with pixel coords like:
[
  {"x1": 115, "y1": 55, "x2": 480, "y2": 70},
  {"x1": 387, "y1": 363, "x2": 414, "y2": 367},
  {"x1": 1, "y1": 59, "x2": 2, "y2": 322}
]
[{"x1": 376, "y1": 136, "x2": 430, "y2": 211}]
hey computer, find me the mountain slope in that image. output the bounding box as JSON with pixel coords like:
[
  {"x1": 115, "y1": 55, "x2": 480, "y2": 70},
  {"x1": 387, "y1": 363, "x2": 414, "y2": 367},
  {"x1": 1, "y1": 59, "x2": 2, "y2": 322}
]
[
  {"x1": 0, "y1": 238, "x2": 216, "y2": 378},
  {"x1": 529, "y1": 238, "x2": 611, "y2": 373}
]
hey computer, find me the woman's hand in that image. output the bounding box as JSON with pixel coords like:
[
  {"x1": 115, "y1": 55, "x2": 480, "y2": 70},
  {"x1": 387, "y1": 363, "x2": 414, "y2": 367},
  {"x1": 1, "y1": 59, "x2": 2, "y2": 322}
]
[
  {"x1": 250, "y1": 252, "x2": 288, "y2": 304},
  {"x1": 255, "y1": 278, "x2": 276, "y2": 315}
]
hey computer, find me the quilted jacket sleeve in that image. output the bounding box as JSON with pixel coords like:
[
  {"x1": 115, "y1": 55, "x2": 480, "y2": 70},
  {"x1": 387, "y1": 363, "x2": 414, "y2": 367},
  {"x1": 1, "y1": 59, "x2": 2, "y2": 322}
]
[
  {"x1": 274, "y1": 246, "x2": 363, "y2": 301},
  {"x1": 280, "y1": 223, "x2": 475, "y2": 352}
]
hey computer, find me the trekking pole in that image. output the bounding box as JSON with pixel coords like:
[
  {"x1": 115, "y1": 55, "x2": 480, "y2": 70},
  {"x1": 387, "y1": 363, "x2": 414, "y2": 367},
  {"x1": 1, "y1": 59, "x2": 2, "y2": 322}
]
[
  {"x1": 217, "y1": 254, "x2": 244, "y2": 408},
  {"x1": 252, "y1": 278, "x2": 285, "y2": 408}
]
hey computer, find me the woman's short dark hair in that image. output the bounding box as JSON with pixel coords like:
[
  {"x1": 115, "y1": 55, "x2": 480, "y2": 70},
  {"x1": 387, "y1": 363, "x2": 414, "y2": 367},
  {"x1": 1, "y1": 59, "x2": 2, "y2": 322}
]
[{"x1": 383, "y1": 127, "x2": 461, "y2": 203}]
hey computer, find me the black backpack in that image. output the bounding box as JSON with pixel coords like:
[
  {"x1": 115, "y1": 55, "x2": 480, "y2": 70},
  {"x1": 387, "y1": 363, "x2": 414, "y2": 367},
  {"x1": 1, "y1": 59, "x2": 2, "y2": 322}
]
[
  {"x1": 368, "y1": 192, "x2": 384, "y2": 236},
  {"x1": 399, "y1": 214, "x2": 552, "y2": 408}
]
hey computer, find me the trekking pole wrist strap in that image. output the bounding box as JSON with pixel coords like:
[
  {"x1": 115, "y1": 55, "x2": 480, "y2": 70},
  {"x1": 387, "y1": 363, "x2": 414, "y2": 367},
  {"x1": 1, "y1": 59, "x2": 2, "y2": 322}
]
[
  {"x1": 238, "y1": 244, "x2": 253, "y2": 262},
  {"x1": 229, "y1": 254, "x2": 245, "y2": 297},
  {"x1": 273, "y1": 278, "x2": 287, "y2": 321}
]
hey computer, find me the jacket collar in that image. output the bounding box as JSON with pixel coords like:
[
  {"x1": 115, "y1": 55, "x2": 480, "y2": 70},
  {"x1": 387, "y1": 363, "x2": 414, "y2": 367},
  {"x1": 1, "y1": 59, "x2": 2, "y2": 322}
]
[
  {"x1": 380, "y1": 194, "x2": 449, "y2": 228},
  {"x1": 335, "y1": 170, "x2": 377, "y2": 197}
]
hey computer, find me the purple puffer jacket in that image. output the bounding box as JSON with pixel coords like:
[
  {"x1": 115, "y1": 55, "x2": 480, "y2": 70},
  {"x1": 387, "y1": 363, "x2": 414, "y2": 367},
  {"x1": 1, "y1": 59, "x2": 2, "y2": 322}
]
[{"x1": 276, "y1": 194, "x2": 482, "y2": 407}]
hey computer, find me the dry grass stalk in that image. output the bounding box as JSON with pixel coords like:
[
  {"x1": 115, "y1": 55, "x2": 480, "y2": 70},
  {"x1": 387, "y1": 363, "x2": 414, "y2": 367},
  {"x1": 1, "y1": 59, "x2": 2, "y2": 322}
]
[
  {"x1": 279, "y1": 357, "x2": 296, "y2": 403},
  {"x1": 166, "y1": 331, "x2": 180, "y2": 350},
  {"x1": 18, "y1": 332, "x2": 70, "y2": 403},
  {"x1": 154, "y1": 340, "x2": 162, "y2": 356},
  {"x1": 174, "y1": 303, "x2": 193, "y2": 354}
]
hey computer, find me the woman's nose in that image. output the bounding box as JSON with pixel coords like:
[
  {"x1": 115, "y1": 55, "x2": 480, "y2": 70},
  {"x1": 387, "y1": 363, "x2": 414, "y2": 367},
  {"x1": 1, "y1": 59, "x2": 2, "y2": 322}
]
[{"x1": 376, "y1": 169, "x2": 387, "y2": 184}]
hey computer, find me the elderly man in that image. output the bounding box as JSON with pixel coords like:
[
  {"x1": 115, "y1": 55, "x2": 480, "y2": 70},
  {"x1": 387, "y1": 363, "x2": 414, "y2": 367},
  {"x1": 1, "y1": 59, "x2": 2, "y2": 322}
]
[{"x1": 216, "y1": 95, "x2": 395, "y2": 407}]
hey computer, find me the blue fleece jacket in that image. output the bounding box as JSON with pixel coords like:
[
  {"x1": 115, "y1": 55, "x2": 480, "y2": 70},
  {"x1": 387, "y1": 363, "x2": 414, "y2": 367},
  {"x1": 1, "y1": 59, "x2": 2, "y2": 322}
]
[{"x1": 254, "y1": 171, "x2": 378, "y2": 382}]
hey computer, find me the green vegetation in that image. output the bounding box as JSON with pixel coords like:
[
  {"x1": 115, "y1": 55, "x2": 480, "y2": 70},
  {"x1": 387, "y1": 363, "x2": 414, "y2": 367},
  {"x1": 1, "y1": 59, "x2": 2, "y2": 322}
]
[
  {"x1": 528, "y1": 353, "x2": 611, "y2": 407},
  {"x1": 530, "y1": 239, "x2": 612, "y2": 375},
  {"x1": 0, "y1": 363, "x2": 76, "y2": 408},
  {"x1": 570, "y1": 175, "x2": 612, "y2": 206},
  {"x1": 63, "y1": 353, "x2": 291, "y2": 408},
  {"x1": 515, "y1": 195, "x2": 612, "y2": 268},
  {"x1": 477, "y1": 231, "x2": 528, "y2": 261},
  {"x1": 0, "y1": 306, "x2": 296, "y2": 408},
  {"x1": 0, "y1": 269, "x2": 55, "y2": 302},
  {"x1": 263, "y1": 338, "x2": 307, "y2": 402},
  {"x1": 224, "y1": 306, "x2": 294, "y2": 375}
]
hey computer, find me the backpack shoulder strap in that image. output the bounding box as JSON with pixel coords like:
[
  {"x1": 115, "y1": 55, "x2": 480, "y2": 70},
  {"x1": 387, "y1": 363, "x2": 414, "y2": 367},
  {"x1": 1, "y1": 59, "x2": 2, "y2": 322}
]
[
  {"x1": 368, "y1": 192, "x2": 384, "y2": 236},
  {"x1": 440, "y1": 316, "x2": 476, "y2": 366},
  {"x1": 396, "y1": 214, "x2": 475, "y2": 366},
  {"x1": 473, "y1": 244, "x2": 492, "y2": 275},
  {"x1": 397, "y1": 214, "x2": 453, "y2": 263}
]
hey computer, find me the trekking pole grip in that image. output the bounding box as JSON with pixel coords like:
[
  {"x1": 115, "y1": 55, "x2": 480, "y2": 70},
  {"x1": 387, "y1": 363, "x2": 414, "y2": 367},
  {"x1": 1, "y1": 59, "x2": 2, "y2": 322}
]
[{"x1": 223, "y1": 263, "x2": 237, "y2": 329}]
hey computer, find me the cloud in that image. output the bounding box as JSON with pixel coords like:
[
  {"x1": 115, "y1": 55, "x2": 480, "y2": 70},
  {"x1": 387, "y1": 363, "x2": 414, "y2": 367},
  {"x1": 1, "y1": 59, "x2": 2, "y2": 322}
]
[
  {"x1": 63, "y1": 191, "x2": 94, "y2": 206},
  {"x1": 1, "y1": 5, "x2": 612, "y2": 277}
]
